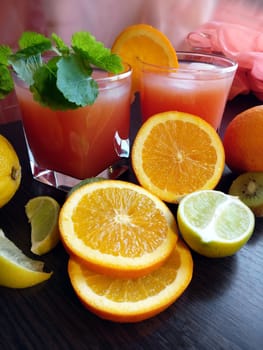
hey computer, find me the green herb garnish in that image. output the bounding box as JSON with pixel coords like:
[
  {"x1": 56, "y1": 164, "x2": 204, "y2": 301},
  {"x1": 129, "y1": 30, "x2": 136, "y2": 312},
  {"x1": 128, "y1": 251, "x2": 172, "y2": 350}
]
[{"x1": 0, "y1": 31, "x2": 123, "y2": 110}]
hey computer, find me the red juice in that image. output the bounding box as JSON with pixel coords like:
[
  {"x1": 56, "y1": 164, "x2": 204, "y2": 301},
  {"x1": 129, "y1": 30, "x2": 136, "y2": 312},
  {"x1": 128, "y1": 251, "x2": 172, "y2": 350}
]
[
  {"x1": 15, "y1": 68, "x2": 132, "y2": 180},
  {"x1": 140, "y1": 53, "x2": 237, "y2": 130}
]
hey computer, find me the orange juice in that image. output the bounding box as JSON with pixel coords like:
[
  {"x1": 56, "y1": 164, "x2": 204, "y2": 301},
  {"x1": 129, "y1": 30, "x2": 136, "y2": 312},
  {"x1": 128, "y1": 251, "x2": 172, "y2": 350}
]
[
  {"x1": 15, "y1": 68, "x2": 132, "y2": 181},
  {"x1": 140, "y1": 52, "x2": 237, "y2": 130}
]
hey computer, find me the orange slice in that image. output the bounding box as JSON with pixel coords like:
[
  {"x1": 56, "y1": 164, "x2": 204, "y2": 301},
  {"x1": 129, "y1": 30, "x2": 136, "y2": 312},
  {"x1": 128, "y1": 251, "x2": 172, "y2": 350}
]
[
  {"x1": 131, "y1": 111, "x2": 225, "y2": 203},
  {"x1": 111, "y1": 24, "x2": 178, "y2": 95},
  {"x1": 68, "y1": 239, "x2": 193, "y2": 323},
  {"x1": 59, "y1": 180, "x2": 178, "y2": 278}
]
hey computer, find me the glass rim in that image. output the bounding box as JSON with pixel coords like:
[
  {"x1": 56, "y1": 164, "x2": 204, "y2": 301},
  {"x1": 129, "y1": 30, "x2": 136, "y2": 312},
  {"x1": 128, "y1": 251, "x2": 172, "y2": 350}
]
[
  {"x1": 93, "y1": 62, "x2": 132, "y2": 83},
  {"x1": 138, "y1": 51, "x2": 238, "y2": 74},
  {"x1": 13, "y1": 62, "x2": 132, "y2": 88}
]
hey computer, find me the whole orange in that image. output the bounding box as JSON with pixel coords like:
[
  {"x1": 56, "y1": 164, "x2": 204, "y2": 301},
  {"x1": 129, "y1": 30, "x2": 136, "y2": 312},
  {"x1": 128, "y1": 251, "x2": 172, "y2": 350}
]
[{"x1": 223, "y1": 105, "x2": 263, "y2": 173}]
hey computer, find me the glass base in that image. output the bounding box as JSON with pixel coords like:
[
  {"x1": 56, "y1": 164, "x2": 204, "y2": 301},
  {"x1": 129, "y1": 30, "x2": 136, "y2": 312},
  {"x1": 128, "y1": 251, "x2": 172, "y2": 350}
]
[
  {"x1": 29, "y1": 157, "x2": 129, "y2": 192},
  {"x1": 25, "y1": 138, "x2": 129, "y2": 192}
]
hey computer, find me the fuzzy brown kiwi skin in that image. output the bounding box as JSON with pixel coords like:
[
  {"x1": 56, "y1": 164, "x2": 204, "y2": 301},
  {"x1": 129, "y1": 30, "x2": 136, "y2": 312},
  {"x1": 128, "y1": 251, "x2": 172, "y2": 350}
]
[
  {"x1": 251, "y1": 206, "x2": 263, "y2": 217},
  {"x1": 228, "y1": 172, "x2": 263, "y2": 217}
]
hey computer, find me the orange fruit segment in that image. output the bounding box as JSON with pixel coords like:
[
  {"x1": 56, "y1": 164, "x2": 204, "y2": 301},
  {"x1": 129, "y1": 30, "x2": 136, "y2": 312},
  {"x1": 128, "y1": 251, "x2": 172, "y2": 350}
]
[
  {"x1": 68, "y1": 239, "x2": 193, "y2": 323},
  {"x1": 59, "y1": 180, "x2": 178, "y2": 278},
  {"x1": 111, "y1": 24, "x2": 178, "y2": 95},
  {"x1": 131, "y1": 111, "x2": 225, "y2": 203}
]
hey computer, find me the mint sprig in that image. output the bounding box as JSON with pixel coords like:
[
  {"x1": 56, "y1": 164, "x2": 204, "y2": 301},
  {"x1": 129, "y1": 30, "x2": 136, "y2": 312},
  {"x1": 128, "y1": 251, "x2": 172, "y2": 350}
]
[{"x1": 0, "y1": 31, "x2": 124, "y2": 110}]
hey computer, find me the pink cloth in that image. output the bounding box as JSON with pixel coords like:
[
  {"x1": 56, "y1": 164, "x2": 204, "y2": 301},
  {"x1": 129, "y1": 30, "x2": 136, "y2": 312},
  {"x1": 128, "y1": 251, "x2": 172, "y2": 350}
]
[{"x1": 187, "y1": 0, "x2": 263, "y2": 100}]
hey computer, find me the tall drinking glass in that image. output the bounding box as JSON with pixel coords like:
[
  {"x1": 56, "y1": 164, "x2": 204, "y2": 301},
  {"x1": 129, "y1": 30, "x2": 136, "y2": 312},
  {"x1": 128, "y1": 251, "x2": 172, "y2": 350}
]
[
  {"x1": 139, "y1": 52, "x2": 238, "y2": 130},
  {"x1": 14, "y1": 65, "x2": 132, "y2": 189}
]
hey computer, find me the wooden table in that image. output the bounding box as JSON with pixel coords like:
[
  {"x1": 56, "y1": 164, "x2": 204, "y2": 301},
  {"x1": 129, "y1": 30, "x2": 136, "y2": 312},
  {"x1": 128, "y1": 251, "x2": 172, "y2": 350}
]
[{"x1": 0, "y1": 94, "x2": 263, "y2": 350}]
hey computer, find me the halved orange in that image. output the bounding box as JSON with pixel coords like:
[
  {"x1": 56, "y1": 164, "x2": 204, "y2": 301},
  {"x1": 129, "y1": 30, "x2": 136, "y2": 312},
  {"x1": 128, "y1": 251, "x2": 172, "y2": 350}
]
[
  {"x1": 59, "y1": 180, "x2": 178, "y2": 278},
  {"x1": 131, "y1": 111, "x2": 225, "y2": 203},
  {"x1": 68, "y1": 239, "x2": 193, "y2": 323},
  {"x1": 111, "y1": 24, "x2": 178, "y2": 95}
]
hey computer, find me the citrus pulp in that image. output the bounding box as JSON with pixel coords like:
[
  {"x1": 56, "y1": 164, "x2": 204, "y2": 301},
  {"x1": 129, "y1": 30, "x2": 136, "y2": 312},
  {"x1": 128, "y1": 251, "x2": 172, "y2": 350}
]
[
  {"x1": 112, "y1": 23, "x2": 178, "y2": 95},
  {"x1": 25, "y1": 196, "x2": 60, "y2": 255},
  {"x1": 131, "y1": 111, "x2": 225, "y2": 203},
  {"x1": 0, "y1": 229, "x2": 52, "y2": 288},
  {"x1": 177, "y1": 190, "x2": 255, "y2": 257},
  {"x1": 59, "y1": 180, "x2": 178, "y2": 278},
  {"x1": 68, "y1": 239, "x2": 193, "y2": 323}
]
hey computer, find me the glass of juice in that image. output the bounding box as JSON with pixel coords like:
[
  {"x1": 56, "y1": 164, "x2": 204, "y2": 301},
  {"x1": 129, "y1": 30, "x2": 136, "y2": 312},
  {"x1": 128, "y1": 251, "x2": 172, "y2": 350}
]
[
  {"x1": 139, "y1": 51, "x2": 238, "y2": 130},
  {"x1": 14, "y1": 65, "x2": 132, "y2": 189}
]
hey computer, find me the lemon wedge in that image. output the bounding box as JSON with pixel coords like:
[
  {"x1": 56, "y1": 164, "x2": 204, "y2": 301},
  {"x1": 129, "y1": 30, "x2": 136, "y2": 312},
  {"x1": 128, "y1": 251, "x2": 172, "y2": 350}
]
[
  {"x1": 0, "y1": 229, "x2": 52, "y2": 288},
  {"x1": 25, "y1": 196, "x2": 60, "y2": 255}
]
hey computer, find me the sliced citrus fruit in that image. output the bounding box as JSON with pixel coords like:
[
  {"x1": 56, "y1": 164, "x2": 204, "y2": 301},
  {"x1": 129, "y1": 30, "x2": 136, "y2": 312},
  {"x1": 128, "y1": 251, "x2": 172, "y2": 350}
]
[
  {"x1": 0, "y1": 134, "x2": 21, "y2": 208},
  {"x1": 131, "y1": 111, "x2": 225, "y2": 203},
  {"x1": 177, "y1": 190, "x2": 255, "y2": 258},
  {"x1": 0, "y1": 229, "x2": 52, "y2": 288},
  {"x1": 68, "y1": 239, "x2": 193, "y2": 323},
  {"x1": 111, "y1": 23, "x2": 178, "y2": 95},
  {"x1": 59, "y1": 180, "x2": 178, "y2": 278},
  {"x1": 25, "y1": 196, "x2": 60, "y2": 255}
]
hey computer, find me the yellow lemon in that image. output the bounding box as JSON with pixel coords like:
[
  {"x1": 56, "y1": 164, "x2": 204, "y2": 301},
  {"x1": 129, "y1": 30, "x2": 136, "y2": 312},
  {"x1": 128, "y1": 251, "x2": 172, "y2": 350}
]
[
  {"x1": 0, "y1": 229, "x2": 52, "y2": 288},
  {"x1": 0, "y1": 134, "x2": 21, "y2": 207}
]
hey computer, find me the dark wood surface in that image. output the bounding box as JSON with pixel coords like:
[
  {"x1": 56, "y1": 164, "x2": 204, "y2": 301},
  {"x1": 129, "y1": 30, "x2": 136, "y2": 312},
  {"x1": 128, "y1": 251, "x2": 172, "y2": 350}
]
[{"x1": 0, "y1": 94, "x2": 263, "y2": 350}]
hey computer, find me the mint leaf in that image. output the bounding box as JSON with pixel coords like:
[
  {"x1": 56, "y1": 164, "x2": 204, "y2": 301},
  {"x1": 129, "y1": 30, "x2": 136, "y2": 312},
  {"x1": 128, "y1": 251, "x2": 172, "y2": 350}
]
[
  {"x1": 10, "y1": 54, "x2": 42, "y2": 86},
  {"x1": 57, "y1": 55, "x2": 98, "y2": 106},
  {"x1": 9, "y1": 32, "x2": 51, "y2": 86},
  {"x1": 19, "y1": 31, "x2": 51, "y2": 49},
  {"x1": 0, "y1": 46, "x2": 13, "y2": 99},
  {"x1": 0, "y1": 45, "x2": 12, "y2": 65},
  {"x1": 51, "y1": 33, "x2": 70, "y2": 55},
  {"x1": 71, "y1": 31, "x2": 123, "y2": 73},
  {"x1": 30, "y1": 57, "x2": 78, "y2": 110},
  {"x1": 95, "y1": 53, "x2": 124, "y2": 73},
  {"x1": 0, "y1": 65, "x2": 13, "y2": 98},
  {"x1": 15, "y1": 32, "x2": 52, "y2": 57}
]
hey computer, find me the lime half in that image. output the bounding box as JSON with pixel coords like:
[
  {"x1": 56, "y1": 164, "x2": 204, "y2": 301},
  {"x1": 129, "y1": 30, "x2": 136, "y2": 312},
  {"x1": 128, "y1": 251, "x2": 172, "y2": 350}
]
[
  {"x1": 0, "y1": 229, "x2": 52, "y2": 288},
  {"x1": 25, "y1": 196, "x2": 60, "y2": 255},
  {"x1": 177, "y1": 190, "x2": 255, "y2": 257}
]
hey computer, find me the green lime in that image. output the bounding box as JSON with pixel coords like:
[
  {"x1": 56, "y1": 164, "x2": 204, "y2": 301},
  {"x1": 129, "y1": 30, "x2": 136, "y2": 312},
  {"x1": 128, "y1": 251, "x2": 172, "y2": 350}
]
[
  {"x1": 25, "y1": 196, "x2": 60, "y2": 255},
  {"x1": 177, "y1": 190, "x2": 255, "y2": 258},
  {"x1": 67, "y1": 177, "x2": 106, "y2": 197},
  {"x1": 0, "y1": 229, "x2": 52, "y2": 288}
]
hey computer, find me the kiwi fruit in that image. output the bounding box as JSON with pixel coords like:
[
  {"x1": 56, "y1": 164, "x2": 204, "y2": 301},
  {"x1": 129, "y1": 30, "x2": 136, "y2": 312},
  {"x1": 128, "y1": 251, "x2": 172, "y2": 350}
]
[{"x1": 229, "y1": 172, "x2": 263, "y2": 217}]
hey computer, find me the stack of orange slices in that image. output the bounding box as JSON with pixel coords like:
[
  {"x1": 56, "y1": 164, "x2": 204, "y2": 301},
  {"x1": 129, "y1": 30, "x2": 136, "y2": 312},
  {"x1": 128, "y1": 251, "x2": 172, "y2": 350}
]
[{"x1": 59, "y1": 180, "x2": 193, "y2": 323}]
